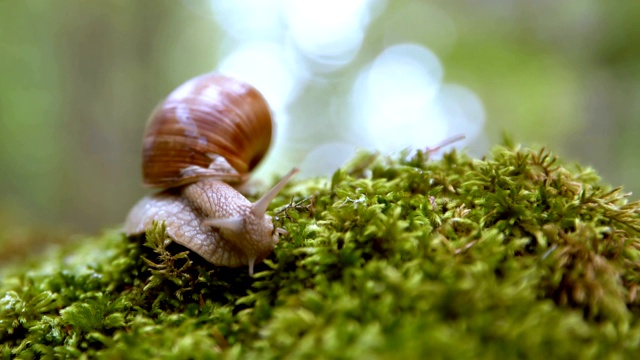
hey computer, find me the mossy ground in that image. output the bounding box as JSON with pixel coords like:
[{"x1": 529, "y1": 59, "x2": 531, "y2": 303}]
[{"x1": 2, "y1": 145, "x2": 640, "y2": 359}]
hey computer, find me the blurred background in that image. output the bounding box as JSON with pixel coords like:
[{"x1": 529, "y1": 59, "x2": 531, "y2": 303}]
[{"x1": 1, "y1": 0, "x2": 639, "y2": 249}]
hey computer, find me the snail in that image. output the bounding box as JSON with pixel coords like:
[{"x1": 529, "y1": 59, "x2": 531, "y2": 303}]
[{"x1": 124, "y1": 73, "x2": 298, "y2": 275}]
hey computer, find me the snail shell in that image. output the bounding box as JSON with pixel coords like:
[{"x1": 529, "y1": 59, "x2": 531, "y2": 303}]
[{"x1": 142, "y1": 73, "x2": 272, "y2": 188}]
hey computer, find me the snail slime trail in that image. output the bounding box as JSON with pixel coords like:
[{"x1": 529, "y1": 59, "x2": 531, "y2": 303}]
[{"x1": 125, "y1": 73, "x2": 297, "y2": 275}]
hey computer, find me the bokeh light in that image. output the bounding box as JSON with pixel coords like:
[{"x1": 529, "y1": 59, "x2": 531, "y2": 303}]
[
  {"x1": 353, "y1": 44, "x2": 446, "y2": 153},
  {"x1": 299, "y1": 142, "x2": 358, "y2": 178},
  {"x1": 282, "y1": 0, "x2": 382, "y2": 71},
  {"x1": 209, "y1": 0, "x2": 481, "y2": 178}
]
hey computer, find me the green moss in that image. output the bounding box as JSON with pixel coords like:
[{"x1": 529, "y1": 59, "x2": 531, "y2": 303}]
[{"x1": 2, "y1": 145, "x2": 640, "y2": 358}]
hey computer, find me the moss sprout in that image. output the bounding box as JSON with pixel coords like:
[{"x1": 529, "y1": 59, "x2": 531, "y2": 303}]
[{"x1": 1, "y1": 145, "x2": 640, "y2": 358}]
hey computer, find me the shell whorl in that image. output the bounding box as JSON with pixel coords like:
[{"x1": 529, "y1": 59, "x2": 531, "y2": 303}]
[{"x1": 142, "y1": 73, "x2": 272, "y2": 188}]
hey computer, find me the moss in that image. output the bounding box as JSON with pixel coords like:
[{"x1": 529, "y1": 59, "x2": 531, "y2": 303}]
[{"x1": 2, "y1": 145, "x2": 640, "y2": 359}]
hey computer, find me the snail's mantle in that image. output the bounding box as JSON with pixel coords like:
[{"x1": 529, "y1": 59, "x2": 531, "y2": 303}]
[{"x1": 2, "y1": 145, "x2": 640, "y2": 358}]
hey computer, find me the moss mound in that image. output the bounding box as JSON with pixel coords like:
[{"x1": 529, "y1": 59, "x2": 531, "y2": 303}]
[{"x1": 2, "y1": 145, "x2": 640, "y2": 359}]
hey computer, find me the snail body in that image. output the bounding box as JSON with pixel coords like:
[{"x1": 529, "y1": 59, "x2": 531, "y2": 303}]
[
  {"x1": 125, "y1": 73, "x2": 297, "y2": 275},
  {"x1": 125, "y1": 170, "x2": 298, "y2": 274}
]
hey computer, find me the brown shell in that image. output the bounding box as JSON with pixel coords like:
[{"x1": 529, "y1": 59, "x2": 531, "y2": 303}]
[{"x1": 142, "y1": 73, "x2": 273, "y2": 188}]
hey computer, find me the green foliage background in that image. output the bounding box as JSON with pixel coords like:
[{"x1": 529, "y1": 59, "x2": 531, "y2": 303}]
[
  {"x1": 1, "y1": 0, "x2": 640, "y2": 242},
  {"x1": 2, "y1": 146, "x2": 640, "y2": 358}
]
